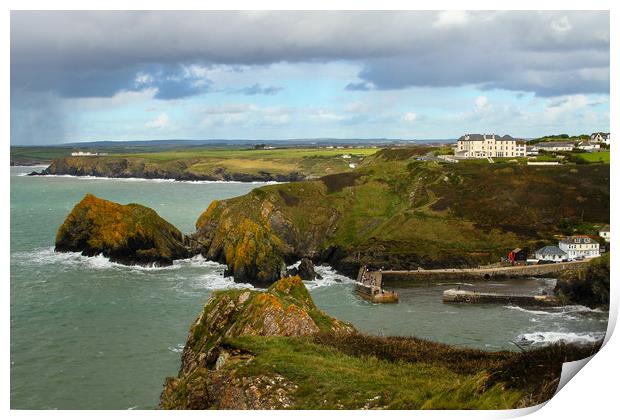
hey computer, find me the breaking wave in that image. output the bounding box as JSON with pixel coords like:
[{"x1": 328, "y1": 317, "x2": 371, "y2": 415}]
[
  {"x1": 504, "y1": 304, "x2": 606, "y2": 321},
  {"x1": 27, "y1": 174, "x2": 280, "y2": 185},
  {"x1": 516, "y1": 331, "x2": 605, "y2": 346},
  {"x1": 286, "y1": 261, "x2": 355, "y2": 290}
]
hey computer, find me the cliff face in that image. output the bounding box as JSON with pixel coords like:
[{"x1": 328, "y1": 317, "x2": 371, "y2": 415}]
[
  {"x1": 44, "y1": 156, "x2": 304, "y2": 182},
  {"x1": 555, "y1": 253, "x2": 610, "y2": 308},
  {"x1": 160, "y1": 276, "x2": 354, "y2": 409},
  {"x1": 192, "y1": 153, "x2": 610, "y2": 284},
  {"x1": 55, "y1": 194, "x2": 189, "y2": 266}
]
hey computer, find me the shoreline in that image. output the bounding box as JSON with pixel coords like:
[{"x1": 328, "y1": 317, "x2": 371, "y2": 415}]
[{"x1": 22, "y1": 171, "x2": 284, "y2": 185}]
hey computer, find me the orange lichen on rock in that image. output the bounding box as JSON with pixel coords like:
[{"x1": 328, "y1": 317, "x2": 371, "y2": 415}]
[
  {"x1": 161, "y1": 276, "x2": 355, "y2": 408},
  {"x1": 55, "y1": 194, "x2": 188, "y2": 266}
]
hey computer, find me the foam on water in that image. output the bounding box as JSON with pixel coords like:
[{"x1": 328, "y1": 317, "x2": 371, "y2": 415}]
[
  {"x1": 504, "y1": 304, "x2": 604, "y2": 321},
  {"x1": 192, "y1": 272, "x2": 257, "y2": 291},
  {"x1": 12, "y1": 247, "x2": 189, "y2": 271},
  {"x1": 516, "y1": 331, "x2": 605, "y2": 346},
  {"x1": 286, "y1": 261, "x2": 355, "y2": 290},
  {"x1": 30, "y1": 174, "x2": 281, "y2": 185}
]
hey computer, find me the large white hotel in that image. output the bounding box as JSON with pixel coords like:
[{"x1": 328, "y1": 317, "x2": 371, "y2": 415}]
[{"x1": 455, "y1": 134, "x2": 527, "y2": 159}]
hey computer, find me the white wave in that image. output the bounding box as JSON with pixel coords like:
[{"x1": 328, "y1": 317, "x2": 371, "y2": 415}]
[
  {"x1": 30, "y1": 173, "x2": 280, "y2": 185},
  {"x1": 193, "y1": 272, "x2": 257, "y2": 291},
  {"x1": 168, "y1": 344, "x2": 185, "y2": 354},
  {"x1": 307, "y1": 264, "x2": 355, "y2": 290},
  {"x1": 517, "y1": 331, "x2": 605, "y2": 346},
  {"x1": 11, "y1": 247, "x2": 227, "y2": 272},
  {"x1": 505, "y1": 305, "x2": 607, "y2": 320}
]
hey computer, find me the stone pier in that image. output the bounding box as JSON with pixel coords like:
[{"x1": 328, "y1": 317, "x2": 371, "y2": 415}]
[{"x1": 443, "y1": 289, "x2": 560, "y2": 306}]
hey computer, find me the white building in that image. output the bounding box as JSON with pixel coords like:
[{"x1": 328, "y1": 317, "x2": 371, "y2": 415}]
[
  {"x1": 526, "y1": 146, "x2": 539, "y2": 156},
  {"x1": 590, "y1": 132, "x2": 610, "y2": 145},
  {"x1": 578, "y1": 141, "x2": 601, "y2": 151},
  {"x1": 535, "y1": 246, "x2": 568, "y2": 262},
  {"x1": 535, "y1": 142, "x2": 574, "y2": 152},
  {"x1": 558, "y1": 236, "x2": 600, "y2": 259},
  {"x1": 71, "y1": 151, "x2": 100, "y2": 156},
  {"x1": 454, "y1": 134, "x2": 527, "y2": 159},
  {"x1": 599, "y1": 225, "x2": 610, "y2": 242}
]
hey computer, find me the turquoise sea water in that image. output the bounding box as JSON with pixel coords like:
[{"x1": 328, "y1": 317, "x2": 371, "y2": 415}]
[{"x1": 10, "y1": 166, "x2": 608, "y2": 409}]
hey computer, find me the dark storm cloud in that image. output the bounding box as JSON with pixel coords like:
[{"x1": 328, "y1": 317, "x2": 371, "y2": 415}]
[{"x1": 11, "y1": 10, "x2": 609, "y2": 99}]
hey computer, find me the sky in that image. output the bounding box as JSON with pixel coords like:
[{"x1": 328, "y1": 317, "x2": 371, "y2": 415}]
[{"x1": 10, "y1": 10, "x2": 610, "y2": 145}]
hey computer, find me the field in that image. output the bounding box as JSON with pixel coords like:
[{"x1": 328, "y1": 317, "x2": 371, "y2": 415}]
[
  {"x1": 576, "y1": 151, "x2": 610, "y2": 164},
  {"x1": 27, "y1": 145, "x2": 381, "y2": 180}
]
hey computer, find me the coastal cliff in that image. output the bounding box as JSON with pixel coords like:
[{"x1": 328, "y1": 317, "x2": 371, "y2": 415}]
[
  {"x1": 43, "y1": 156, "x2": 306, "y2": 182},
  {"x1": 160, "y1": 276, "x2": 354, "y2": 409},
  {"x1": 192, "y1": 149, "x2": 610, "y2": 284},
  {"x1": 554, "y1": 253, "x2": 610, "y2": 308},
  {"x1": 55, "y1": 194, "x2": 189, "y2": 266},
  {"x1": 160, "y1": 276, "x2": 601, "y2": 409}
]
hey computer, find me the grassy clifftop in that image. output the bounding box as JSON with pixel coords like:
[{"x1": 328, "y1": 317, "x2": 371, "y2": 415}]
[
  {"x1": 193, "y1": 148, "x2": 610, "y2": 282},
  {"x1": 161, "y1": 276, "x2": 601, "y2": 409},
  {"x1": 43, "y1": 148, "x2": 377, "y2": 181}
]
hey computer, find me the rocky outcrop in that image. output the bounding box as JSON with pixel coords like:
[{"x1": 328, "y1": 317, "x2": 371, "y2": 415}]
[
  {"x1": 160, "y1": 276, "x2": 354, "y2": 409},
  {"x1": 55, "y1": 194, "x2": 189, "y2": 266},
  {"x1": 554, "y1": 254, "x2": 610, "y2": 308},
  {"x1": 286, "y1": 258, "x2": 322, "y2": 280}
]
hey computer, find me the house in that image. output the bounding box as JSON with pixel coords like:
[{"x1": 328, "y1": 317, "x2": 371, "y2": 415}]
[
  {"x1": 508, "y1": 248, "x2": 528, "y2": 263},
  {"x1": 578, "y1": 141, "x2": 601, "y2": 151},
  {"x1": 71, "y1": 151, "x2": 101, "y2": 156},
  {"x1": 590, "y1": 132, "x2": 610, "y2": 144},
  {"x1": 558, "y1": 236, "x2": 600, "y2": 259},
  {"x1": 599, "y1": 225, "x2": 610, "y2": 242},
  {"x1": 535, "y1": 246, "x2": 568, "y2": 262},
  {"x1": 526, "y1": 146, "x2": 539, "y2": 156},
  {"x1": 454, "y1": 134, "x2": 527, "y2": 159},
  {"x1": 535, "y1": 142, "x2": 574, "y2": 152}
]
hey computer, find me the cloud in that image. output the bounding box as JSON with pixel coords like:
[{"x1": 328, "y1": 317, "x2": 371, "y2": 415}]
[
  {"x1": 345, "y1": 81, "x2": 375, "y2": 91},
  {"x1": 475, "y1": 96, "x2": 489, "y2": 112},
  {"x1": 402, "y1": 112, "x2": 417, "y2": 123},
  {"x1": 204, "y1": 103, "x2": 255, "y2": 115},
  {"x1": 145, "y1": 113, "x2": 170, "y2": 129},
  {"x1": 10, "y1": 11, "x2": 609, "y2": 99},
  {"x1": 237, "y1": 83, "x2": 283, "y2": 95},
  {"x1": 433, "y1": 11, "x2": 470, "y2": 28}
]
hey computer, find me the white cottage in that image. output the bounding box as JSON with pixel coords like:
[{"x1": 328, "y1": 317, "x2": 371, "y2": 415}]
[
  {"x1": 535, "y1": 246, "x2": 568, "y2": 262},
  {"x1": 558, "y1": 236, "x2": 600, "y2": 259},
  {"x1": 599, "y1": 225, "x2": 610, "y2": 242}
]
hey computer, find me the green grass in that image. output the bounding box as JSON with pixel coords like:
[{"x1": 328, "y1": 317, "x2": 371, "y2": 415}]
[
  {"x1": 576, "y1": 151, "x2": 610, "y2": 164},
  {"x1": 226, "y1": 336, "x2": 523, "y2": 409},
  {"x1": 10, "y1": 146, "x2": 74, "y2": 163},
  {"x1": 42, "y1": 146, "x2": 380, "y2": 179},
  {"x1": 195, "y1": 148, "x2": 609, "y2": 275}
]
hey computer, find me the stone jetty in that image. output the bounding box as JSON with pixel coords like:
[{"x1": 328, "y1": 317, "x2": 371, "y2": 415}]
[{"x1": 443, "y1": 289, "x2": 561, "y2": 306}]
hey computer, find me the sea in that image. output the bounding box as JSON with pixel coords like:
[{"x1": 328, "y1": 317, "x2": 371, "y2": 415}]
[{"x1": 10, "y1": 166, "x2": 608, "y2": 409}]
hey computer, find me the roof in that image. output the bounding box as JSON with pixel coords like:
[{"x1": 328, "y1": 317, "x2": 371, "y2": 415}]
[
  {"x1": 536, "y1": 142, "x2": 574, "y2": 148},
  {"x1": 511, "y1": 248, "x2": 523, "y2": 253},
  {"x1": 535, "y1": 246, "x2": 567, "y2": 256},
  {"x1": 600, "y1": 225, "x2": 610, "y2": 232},
  {"x1": 458, "y1": 134, "x2": 519, "y2": 142},
  {"x1": 559, "y1": 235, "x2": 596, "y2": 244}
]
